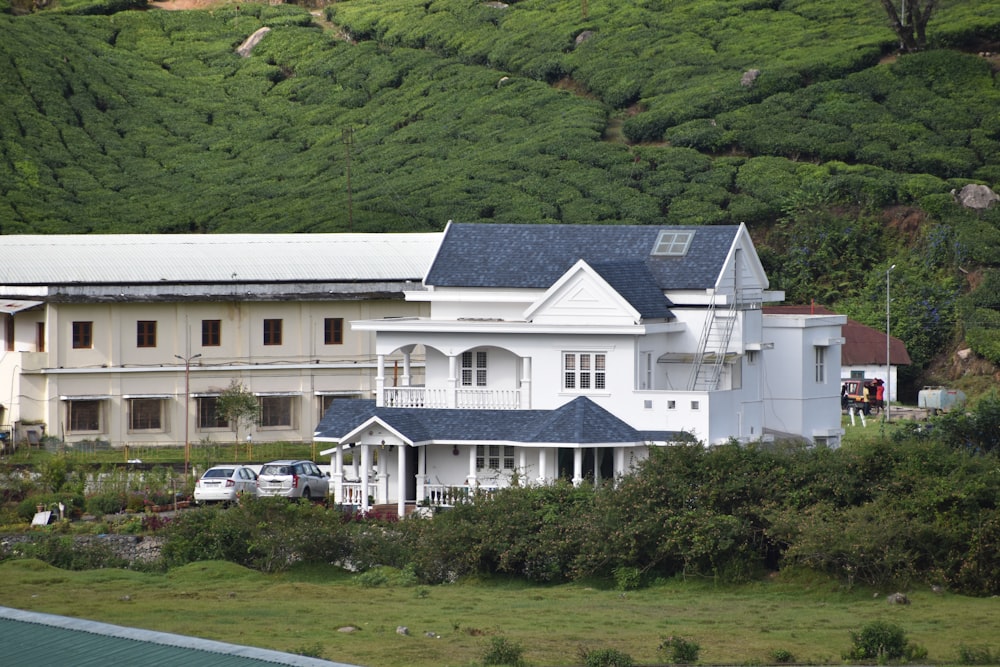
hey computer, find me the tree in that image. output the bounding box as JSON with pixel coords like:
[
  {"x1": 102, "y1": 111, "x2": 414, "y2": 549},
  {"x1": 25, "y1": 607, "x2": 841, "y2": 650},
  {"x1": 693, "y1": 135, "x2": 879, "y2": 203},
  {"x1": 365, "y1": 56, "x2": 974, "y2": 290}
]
[
  {"x1": 878, "y1": 0, "x2": 938, "y2": 52},
  {"x1": 216, "y1": 380, "x2": 260, "y2": 451}
]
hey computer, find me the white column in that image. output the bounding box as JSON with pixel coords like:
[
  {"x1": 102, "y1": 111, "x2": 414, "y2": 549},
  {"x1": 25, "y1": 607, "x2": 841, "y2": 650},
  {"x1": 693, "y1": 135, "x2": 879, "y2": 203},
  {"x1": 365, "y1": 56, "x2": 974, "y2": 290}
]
[
  {"x1": 402, "y1": 351, "x2": 412, "y2": 387},
  {"x1": 416, "y1": 446, "x2": 427, "y2": 504},
  {"x1": 360, "y1": 444, "x2": 371, "y2": 512},
  {"x1": 466, "y1": 445, "x2": 477, "y2": 487},
  {"x1": 332, "y1": 447, "x2": 344, "y2": 504},
  {"x1": 572, "y1": 448, "x2": 583, "y2": 487},
  {"x1": 615, "y1": 447, "x2": 625, "y2": 483},
  {"x1": 397, "y1": 445, "x2": 406, "y2": 518},
  {"x1": 537, "y1": 447, "x2": 547, "y2": 485},
  {"x1": 518, "y1": 448, "x2": 527, "y2": 486},
  {"x1": 447, "y1": 354, "x2": 458, "y2": 408},
  {"x1": 351, "y1": 446, "x2": 359, "y2": 481},
  {"x1": 375, "y1": 354, "x2": 386, "y2": 407},
  {"x1": 520, "y1": 356, "x2": 532, "y2": 409}
]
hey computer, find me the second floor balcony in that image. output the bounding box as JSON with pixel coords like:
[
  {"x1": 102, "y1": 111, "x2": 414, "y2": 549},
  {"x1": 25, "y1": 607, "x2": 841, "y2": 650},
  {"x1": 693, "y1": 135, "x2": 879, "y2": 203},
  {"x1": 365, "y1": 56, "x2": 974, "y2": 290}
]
[{"x1": 383, "y1": 386, "x2": 523, "y2": 410}]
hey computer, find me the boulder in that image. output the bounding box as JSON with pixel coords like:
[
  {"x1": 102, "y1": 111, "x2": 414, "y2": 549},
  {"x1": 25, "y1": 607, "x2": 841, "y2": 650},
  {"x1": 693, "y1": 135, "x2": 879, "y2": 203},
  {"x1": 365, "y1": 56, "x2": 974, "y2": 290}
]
[
  {"x1": 954, "y1": 184, "x2": 1000, "y2": 210},
  {"x1": 741, "y1": 69, "x2": 761, "y2": 88},
  {"x1": 886, "y1": 592, "x2": 910, "y2": 605}
]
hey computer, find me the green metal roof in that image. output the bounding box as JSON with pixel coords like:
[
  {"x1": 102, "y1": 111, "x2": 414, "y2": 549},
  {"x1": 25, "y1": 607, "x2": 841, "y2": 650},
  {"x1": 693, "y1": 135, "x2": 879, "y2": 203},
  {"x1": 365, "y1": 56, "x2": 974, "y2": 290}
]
[{"x1": 0, "y1": 606, "x2": 360, "y2": 667}]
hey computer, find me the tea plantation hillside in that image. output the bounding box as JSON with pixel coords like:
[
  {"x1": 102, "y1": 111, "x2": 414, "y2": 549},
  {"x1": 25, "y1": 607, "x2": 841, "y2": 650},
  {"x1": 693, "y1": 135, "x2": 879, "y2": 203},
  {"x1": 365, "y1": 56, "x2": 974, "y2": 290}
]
[{"x1": 3, "y1": 0, "x2": 1000, "y2": 393}]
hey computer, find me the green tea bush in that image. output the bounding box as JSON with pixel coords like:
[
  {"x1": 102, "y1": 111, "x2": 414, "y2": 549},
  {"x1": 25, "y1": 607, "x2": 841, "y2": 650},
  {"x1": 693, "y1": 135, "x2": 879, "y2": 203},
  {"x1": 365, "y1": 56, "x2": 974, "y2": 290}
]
[{"x1": 16, "y1": 535, "x2": 127, "y2": 570}]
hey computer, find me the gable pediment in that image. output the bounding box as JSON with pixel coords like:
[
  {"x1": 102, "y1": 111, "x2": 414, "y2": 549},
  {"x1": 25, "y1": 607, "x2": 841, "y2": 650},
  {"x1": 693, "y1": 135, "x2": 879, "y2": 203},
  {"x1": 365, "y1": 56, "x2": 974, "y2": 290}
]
[{"x1": 523, "y1": 260, "x2": 641, "y2": 325}]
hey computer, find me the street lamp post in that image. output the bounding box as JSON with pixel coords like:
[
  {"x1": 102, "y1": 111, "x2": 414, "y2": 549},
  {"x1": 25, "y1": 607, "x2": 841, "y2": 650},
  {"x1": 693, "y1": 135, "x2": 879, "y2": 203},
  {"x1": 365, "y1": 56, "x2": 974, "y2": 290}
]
[
  {"x1": 886, "y1": 265, "x2": 896, "y2": 422},
  {"x1": 175, "y1": 353, "x2": 202, "y2": 475}
]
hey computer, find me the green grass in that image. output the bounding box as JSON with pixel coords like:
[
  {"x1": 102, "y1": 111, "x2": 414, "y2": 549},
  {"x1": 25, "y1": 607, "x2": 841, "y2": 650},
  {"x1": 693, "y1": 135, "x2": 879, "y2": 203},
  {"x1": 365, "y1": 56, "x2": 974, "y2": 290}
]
[{"x1": 0, "y1": 559, "x2": 996, "y2": 666}]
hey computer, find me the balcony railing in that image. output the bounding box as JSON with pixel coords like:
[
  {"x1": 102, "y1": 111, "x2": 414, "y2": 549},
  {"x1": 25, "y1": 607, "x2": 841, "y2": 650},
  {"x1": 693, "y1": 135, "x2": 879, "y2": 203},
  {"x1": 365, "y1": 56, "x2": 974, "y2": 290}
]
[{"x1": 383, "y1": 387, "x2": 521, "y2": 409}]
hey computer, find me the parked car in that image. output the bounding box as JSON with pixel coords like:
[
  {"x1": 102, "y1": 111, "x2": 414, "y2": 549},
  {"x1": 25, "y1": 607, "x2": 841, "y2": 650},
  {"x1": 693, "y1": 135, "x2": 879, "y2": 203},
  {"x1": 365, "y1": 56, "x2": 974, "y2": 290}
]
[
  {"x1": 256, "y1": 460, "x2": 329, "y2": 501},
  {"x1": 194, "y1": 465, "x2": 258, "y2": 505}
]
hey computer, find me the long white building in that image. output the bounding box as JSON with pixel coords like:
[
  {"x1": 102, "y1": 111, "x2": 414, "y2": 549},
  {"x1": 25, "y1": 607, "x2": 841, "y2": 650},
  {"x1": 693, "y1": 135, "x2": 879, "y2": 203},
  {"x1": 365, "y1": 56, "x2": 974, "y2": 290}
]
[{"x1": 0, "y1": 234, "x2": 439, "y2": 448}]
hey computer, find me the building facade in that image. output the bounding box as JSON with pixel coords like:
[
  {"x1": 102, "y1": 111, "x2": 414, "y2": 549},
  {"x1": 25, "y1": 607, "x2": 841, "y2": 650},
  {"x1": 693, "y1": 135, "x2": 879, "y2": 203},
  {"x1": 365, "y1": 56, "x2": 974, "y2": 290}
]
[
  {"x1": 0, "y1": 234, "x2": 439, "y2": 448},
  {"x1": 316, "y1": 223, "x2": 846, "y2": 517}
]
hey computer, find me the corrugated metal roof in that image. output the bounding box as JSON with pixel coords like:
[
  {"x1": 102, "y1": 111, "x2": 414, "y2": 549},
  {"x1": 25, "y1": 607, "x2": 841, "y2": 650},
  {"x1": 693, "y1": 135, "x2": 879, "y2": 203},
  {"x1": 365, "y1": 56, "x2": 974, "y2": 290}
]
[
  {"x1": 0, "y1": 606, "x2": 360, "y2": 667},
  {"x1": 0, "y1": 234, "x2": 441, "y2": 285}
]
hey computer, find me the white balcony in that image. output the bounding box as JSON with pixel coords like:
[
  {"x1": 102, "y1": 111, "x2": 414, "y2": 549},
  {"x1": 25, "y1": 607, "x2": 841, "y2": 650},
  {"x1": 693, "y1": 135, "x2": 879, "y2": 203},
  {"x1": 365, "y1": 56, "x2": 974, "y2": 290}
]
[{"x1": 383, "y1": 386, "x2": 522, "y2": 410}]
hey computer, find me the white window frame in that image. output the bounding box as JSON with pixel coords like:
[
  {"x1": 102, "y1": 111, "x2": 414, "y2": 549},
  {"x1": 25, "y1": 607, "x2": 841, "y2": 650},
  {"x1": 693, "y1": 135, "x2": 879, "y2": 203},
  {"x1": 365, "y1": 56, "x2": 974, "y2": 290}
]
[
  {"x1": 651, "y1": 230, "x2": 694, "y2": 256},
  {"x1": 563, "y1": 352, "x2": 607, "y2": 391},
  {"x1": 814, "y1": 346, "x2": 826, "y2": 383},
  {"x1": 476, "y1": 444, "x2": 515, "y2": 472},
  {"x1": 461, "y1": 350, "x2": 487, "y2": 387}
]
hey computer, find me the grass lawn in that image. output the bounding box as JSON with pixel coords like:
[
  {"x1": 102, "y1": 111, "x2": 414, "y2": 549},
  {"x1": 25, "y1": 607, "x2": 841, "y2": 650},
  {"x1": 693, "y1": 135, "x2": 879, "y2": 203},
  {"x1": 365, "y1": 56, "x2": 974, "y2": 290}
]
[{"x1": 0, "y1": 560, "x2": 996, "y2": 666}]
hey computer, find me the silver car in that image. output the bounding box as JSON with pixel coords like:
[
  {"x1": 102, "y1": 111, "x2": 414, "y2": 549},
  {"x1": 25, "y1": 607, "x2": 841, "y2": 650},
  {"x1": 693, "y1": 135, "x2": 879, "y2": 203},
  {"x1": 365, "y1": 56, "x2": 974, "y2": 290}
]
[
  {"x1": 194, "y1": 465, "x2": 258, "y2": 504},
  {"x1": 256, "y1": 460, "x2": 329, "y2": 501}
]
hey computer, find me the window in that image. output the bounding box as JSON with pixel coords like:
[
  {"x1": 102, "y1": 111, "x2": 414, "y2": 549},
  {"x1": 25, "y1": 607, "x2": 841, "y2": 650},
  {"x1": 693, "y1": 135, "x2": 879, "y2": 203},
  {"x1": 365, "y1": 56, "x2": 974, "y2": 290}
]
[
  {"x1": 667, "y1": 400, "x2": 676, "y2": 410},
  {"x1": 476, "y1": 445, "x2": 514, "y2": 471},
  {"x1": 259, "y1": 396, "x2": 293, "y2": 428},
  {"x1": 324, "y1": 318, "x2": 344, "y2": 345},
  {"x1": 129, "y1": 398, "x2": 163, "y2": 431},
  {"x1": 461, "y1": 350, "x2": 487, "y2": 386},
  {"x1": 72, "y1": 321, "x2": 93, "y2": 349},
  {"x1": 36, "y1": 322, "x2": 45, "y2": 352},
  {"x1": 691, "y1": 400, "x2": 700, "y2": 410},
  {"x1": 263, "y1": 319, "x2": 282, "y2": 346},
  {"x1": 137, "y1": 320, "x2": 157, "y2": 348},
  {"x1": 197, "y1": 397, "x2": 229, "y2": 429},
  {"x1": 746, "y1": 350, "x2": 758, "y2": 365},
  {"x1": 815, "y1": 346, "x2": 826, "y2": 383},
  {"x1": 563, "y1": 352, "x2": 606, "y2": 390},
  {"x1": 202, "y1": 320, "x2": 221, "y2": 347},
  {"x1": 68, "y1": 400, "x2": 101, "y2": 432},
  {"x1": 651, "y1": 230, "x2": 694, "y2": 256}
]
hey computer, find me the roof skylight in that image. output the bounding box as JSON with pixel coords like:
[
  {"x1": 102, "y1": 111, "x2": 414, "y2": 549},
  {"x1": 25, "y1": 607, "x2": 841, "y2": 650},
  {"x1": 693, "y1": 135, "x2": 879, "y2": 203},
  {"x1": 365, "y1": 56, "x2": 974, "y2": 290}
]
[{"x1": 651, "y1": 230, "x2": 694, "y2": 257}]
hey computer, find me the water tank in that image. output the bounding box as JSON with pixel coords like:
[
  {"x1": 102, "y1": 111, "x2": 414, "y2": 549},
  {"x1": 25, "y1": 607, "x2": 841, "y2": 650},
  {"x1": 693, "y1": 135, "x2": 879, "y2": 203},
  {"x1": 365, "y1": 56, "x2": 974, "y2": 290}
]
[{"x1": 918, "y1": 386, "x2": 966, "y2": 413}]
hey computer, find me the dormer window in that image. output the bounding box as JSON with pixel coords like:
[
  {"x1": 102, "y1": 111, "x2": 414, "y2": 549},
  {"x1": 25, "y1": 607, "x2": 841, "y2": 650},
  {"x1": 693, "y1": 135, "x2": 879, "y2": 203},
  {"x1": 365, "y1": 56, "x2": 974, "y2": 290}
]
[{"x1": 652, "y1": 230, "x2": 694, "y2": 256}]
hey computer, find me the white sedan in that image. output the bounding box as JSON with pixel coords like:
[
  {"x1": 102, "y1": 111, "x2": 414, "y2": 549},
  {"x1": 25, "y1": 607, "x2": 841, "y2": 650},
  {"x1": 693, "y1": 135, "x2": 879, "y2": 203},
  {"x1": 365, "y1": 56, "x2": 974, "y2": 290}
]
[{"x1": 194, "y1": 465, "x2": 258, "y2": 504}]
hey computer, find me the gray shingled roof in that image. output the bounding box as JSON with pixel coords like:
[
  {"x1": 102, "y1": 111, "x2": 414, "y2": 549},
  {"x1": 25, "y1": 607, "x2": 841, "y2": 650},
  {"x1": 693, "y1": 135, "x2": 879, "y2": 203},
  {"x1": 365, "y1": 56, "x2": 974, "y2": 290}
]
[
  {"x1": 315, "y1": 398, "x2": 678, "y2": 445},
  {"x1": 424, "y1": 223, "x2": 738, "y2": 291}
]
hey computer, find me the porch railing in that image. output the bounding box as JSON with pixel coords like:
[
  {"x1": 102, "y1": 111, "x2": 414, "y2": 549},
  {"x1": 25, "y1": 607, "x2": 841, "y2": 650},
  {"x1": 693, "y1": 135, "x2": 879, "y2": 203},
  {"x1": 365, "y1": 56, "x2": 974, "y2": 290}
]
[
  {"x1": 424, "y1": 483, "x2": 499, "y2": 507},
  {"x1": 383, "y1": 387, "x2": 521, "y2": 409}
]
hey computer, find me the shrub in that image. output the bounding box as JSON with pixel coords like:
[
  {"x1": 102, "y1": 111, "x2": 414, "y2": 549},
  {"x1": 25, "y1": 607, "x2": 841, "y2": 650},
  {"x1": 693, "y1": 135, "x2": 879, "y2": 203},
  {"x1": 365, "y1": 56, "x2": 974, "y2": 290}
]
[
  {"x1": 844, "y1": 620, "x2": 911, "y2": 662},
  {"x1": 482, "y1": 636, "x2": 526, "y2": 666},
  {"x1": 85, "y1": 491, "x2": 127, "y2": 516},
  {"x1": 958, "y1": 645, "x2": 996, "y2": 665},
  {"x1": 17, "y1": 535, "x2": 127, "y2": 570},
  {"x1": 659, "y1": 635, "x2": 700, "y2": 664},
  {"x1": 613, "y1": 565, "x2": 642, "y2": 591},
  {"x1": 771, "y1": 648, "x2": 795, "y2": 663},
  {"x1": 581, "y1": 647, "x2": 635, "y2": 667}
]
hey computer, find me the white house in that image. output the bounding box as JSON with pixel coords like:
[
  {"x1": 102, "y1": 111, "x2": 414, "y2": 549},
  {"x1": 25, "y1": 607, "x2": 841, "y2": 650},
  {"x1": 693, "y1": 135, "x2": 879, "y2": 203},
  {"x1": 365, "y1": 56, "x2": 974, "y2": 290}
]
[
  {"x1": 0, "y1": 234, "x2": 439, "y2": 450},
  {"x1": 316, "y1": 222, "x2": 846, "y2": 517}
]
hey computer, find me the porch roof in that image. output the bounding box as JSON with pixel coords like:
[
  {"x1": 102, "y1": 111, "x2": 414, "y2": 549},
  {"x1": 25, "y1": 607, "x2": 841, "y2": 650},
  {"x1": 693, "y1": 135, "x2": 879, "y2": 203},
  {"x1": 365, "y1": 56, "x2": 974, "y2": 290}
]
[{"x1": 315, "y1": 397, "x2": 679, "y2": 450}]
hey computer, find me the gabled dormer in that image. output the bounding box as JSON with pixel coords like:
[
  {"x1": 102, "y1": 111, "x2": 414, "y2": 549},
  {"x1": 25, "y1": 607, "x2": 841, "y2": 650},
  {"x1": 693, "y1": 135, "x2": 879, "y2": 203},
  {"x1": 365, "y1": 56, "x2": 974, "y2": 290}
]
[{"x1": 523, "y1": 259, "x2": 674, "y2": 326}]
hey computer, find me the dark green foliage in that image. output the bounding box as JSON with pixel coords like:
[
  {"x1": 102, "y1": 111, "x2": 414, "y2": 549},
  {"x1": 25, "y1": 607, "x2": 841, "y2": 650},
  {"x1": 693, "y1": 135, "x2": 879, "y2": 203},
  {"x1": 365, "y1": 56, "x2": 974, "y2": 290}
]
[
  {"x1": 9, "y1": 534, "x2": 127, "y2": 570},
  {"x1": 162, "y1": 496, "x2": 350, "y2": 572},
  {"x1": 958, "y1": 644, "x2": 997, "y2": 665}
]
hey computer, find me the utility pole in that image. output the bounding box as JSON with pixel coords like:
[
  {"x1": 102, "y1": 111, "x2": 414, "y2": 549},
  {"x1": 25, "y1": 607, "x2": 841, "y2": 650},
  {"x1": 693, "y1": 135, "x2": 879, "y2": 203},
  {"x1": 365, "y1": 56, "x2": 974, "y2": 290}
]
[
  {"x1": 175, "y1": 353, "x2": 202, "y2": 475},
  {"x1": 342, "y1": 128, "x2": 354, "y2": 232}
]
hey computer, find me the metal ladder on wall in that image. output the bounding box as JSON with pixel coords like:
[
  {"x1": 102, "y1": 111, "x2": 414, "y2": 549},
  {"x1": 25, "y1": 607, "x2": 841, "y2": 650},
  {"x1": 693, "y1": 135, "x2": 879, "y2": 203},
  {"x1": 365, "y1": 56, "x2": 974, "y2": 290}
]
[{"x1": 688, "y1": 291, "x2": 739, "y2": 391}]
